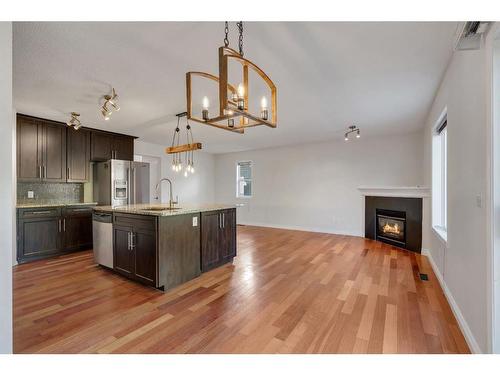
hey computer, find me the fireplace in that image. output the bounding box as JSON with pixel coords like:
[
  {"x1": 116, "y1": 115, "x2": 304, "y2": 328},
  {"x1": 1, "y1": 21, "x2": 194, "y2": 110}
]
[
  {"x1": 364, "y1": 196, "x2": 422, "y2": 253},
  {"x1": 376, "y1": 209, "x2": 406, "y2": 247}
]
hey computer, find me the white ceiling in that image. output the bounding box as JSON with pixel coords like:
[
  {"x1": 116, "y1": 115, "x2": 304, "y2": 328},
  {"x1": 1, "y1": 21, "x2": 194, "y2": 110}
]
[{"x1": 13, "y1": 22, "x2": 457, "y2": 153}]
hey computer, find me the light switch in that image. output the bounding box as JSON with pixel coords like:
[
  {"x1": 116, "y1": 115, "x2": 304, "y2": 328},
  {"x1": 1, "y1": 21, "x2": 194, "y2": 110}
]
[
  {"x1": 476, "y1": 195, "x2": 483, "y2": 208},
  {"x1": 27, "y1": 191, "x2": 34, "y2": 199},
  {"x1": 192, "y1": 216, "x2": 198, "y2": 226}
]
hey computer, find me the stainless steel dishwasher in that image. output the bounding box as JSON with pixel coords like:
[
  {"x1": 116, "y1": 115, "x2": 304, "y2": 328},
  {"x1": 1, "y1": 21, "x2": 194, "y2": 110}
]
[{"x1": 92, "y1": 212, "x2": 113, "y2": 268}]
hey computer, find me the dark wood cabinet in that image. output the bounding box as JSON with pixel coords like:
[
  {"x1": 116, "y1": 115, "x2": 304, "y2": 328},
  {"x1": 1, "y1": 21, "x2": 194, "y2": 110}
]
[
  {"x1": 17, "y1": 115, "x2": 66, "y2": 182},
  {"x1": 17, "y1": 206, "x2": 94, "y2": 264},
  {"x1": 113, "y1": 214, "x2": 157, "y2": 287},
  {"x1": 201, "y1": 208, "x2": 237, "y2": 272},
  {"x1": 220, "y1": 209, "x2": 237, "y2": 262},
  {"x1": 17, "y1": 116, "x2": 42, "y2": 181},
  {"x1": 113, "y1": 225, "x2": 135, "y2": 277},
  {"x1": 91, "y1": 131, "x2": 134, "y2": 161},
  {"x1": 134, "y1": 228, "x2": 157, "y2": 285},
  {"x1": 90, "y1": 131, "x2": 114, "y2": 161},
  {"x1": 17, "y1": 211, "x2": 62, "y2": 262},
  {"x1": 67, "y1": 128, "x2": 90, "y2": 182},
  {"x1": 42, "y1": 121, "x2": 67, "y2": 182},
  {"x1": 113, "y1": 135, "x2": 134, "y2": 161},
  {"x1": 201, "y1": 211, "x2": 222, "y2": 272},
  {"x1": 62, "y1": 207, "x2": 93, "y2": 251},
  {"x1": 17, "y1": 114, "x2": 135, "y2": 180}
]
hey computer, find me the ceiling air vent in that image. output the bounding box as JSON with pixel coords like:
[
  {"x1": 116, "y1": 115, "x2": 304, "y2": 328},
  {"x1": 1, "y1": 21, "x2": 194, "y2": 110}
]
[{"x1": 454, "y1": 22, "x2": 491, "y2": 51}]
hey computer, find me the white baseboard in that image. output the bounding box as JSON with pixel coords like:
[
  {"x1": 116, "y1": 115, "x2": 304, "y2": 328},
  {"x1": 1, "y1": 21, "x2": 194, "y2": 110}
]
[
  {"x1": 421, "y1": 248, "x2": 482, "y2": 353},
  {"x1": 237, "y1": 221, "x2": 362, "y2": 237}
]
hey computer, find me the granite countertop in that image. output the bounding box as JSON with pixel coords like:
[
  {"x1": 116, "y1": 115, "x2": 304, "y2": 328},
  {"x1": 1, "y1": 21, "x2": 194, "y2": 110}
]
[
  {"x1": 17, "y1": 202, "x2": 98, "y2": 209},
  {"x1": 93, "y1": 203, "x2": 236, "y2": 217}
]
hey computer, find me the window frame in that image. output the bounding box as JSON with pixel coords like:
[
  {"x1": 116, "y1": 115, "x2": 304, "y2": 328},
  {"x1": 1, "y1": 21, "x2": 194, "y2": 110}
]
[
  {"x1": 236, "y1": 160, "x2": 253, "y2": 199},
  {"x1": 432, "y1": 110, "x2": 448, "y2": 242}
]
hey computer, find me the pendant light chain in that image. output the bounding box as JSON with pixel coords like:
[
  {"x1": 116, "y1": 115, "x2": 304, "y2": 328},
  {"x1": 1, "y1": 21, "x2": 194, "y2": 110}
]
[
  {"x1": 224, "y1": 21, "x2": 229, "y2": 47},
  {"x1": 237, "y1": 21, "x2": 244, "y2": 56}
]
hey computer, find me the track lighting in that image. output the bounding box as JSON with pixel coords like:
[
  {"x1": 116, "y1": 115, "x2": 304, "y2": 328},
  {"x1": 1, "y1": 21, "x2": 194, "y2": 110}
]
[
  {"x1": 344, "y1": 125, "x2": 361, "y2": 141},
  {"x1": 67, "y1": 112, "x2": 82, "y2": 130},
  {"x1": 101, "y1": 87, "x2": 120, "y2": 120}
]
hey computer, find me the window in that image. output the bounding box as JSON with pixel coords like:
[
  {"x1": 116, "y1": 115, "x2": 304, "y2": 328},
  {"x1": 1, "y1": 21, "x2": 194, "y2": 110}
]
[
  {"x1": 432, "y1": 115, "x2": 447, "y2": 241},
  {"x1": 237, "y1": 161, "x2": 252, "y2": 198}
]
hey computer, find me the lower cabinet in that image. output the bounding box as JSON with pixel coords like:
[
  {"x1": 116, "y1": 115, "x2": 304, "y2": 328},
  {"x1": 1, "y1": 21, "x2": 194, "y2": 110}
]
[
  {"x1": 113, "y1": 213, "x2": 157, "y2": 287},
  {"x1": 62, "y1": 207, "x2": 93, "y2": 251},
  {"x1": 201, "y1": 208, "x2": 237, "y2": 272},
  {"x1": 17, "y1": 206, "x2": 94, "y2": 264}
]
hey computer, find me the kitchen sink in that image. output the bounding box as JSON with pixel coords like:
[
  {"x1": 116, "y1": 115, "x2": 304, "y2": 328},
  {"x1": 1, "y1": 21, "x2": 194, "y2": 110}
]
[{"x1": 141, "y1": 207, "x2": 181, "y2": 211}]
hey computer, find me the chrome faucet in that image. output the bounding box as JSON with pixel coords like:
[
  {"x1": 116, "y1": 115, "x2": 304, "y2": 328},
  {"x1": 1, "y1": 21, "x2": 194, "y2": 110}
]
[{"x1": 155, "y1": 178, "x2": 178, "y2": 209}]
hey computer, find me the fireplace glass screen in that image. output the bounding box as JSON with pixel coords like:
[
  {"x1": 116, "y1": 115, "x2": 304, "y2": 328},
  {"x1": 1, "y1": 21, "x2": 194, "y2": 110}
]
[{"x1": 376, "y1": 210, "x2": 406, "y2": 246}]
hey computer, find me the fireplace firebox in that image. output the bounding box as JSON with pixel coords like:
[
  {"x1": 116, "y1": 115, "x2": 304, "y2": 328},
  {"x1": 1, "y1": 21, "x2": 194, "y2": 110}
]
[{"x1": 376, "y1": 209, "x2": 406, "y2": 248}]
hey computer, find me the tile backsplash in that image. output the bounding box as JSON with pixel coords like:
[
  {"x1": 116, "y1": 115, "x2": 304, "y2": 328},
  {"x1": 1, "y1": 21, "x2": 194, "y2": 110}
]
[{"x1": 17, "y1": 182, "x2": 84, "y2": 205}]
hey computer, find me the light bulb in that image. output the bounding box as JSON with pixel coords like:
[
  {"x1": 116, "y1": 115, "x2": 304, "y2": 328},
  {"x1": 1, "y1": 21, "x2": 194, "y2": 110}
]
[
  {"x1": 344, "y1": 134, "x2": 349, "y2": 141},
  {"x1": 184, "y1": 170, "x2": 188, "y2": 177},
  {"x1": 356, "y1": 130, "x2": 360, "y2": 138},
  {"x1": 172, "y1": 164, "x2": 176, "y2": 171},
  {"x1": 237, "y1": 83, "x2": 245, "y2": 98},
  {"x1": 202, "y1": 96, "x2": 210, "y2": 110},
  {"x1": 260, "y1": 96, "x2": 268, "y2": 110},
  {"x1": 190, "y1": 166, "x2": 195, "y2": 174}
]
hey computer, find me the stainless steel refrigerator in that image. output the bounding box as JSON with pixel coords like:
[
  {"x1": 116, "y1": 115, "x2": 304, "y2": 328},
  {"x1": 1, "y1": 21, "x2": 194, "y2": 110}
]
[{"x1": 93, "y1": 159, "x2": 150, "y2": 206}]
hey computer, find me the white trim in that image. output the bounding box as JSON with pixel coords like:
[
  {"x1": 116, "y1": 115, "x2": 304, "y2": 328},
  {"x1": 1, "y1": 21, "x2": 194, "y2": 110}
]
[
  {"x1": 422, "y1": 249, "x2": 482, "y2": 354},
  {"x1": 358, "y1": 186, "x2": 430, "y2": 198},
  {"x1": 432, "y1": 226, "x2": 448, "y2": 244},
  {"x1": 237, "y1": 221, "x2": 362, "y2": 237}
]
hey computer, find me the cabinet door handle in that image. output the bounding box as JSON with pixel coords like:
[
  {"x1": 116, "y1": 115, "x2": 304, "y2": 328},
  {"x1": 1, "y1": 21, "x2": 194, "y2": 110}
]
[
  {"x1": 67, "y1": 167, "x2": 70, "y2": 179},
  {"x1": 222, "y1": 213, "x2": 225, "y2": 229},
  {"x1": 39, "y1": 165, "x2": 42, "y2": 179},
  {"x1": 127, "y1": 232, "x2": 131, "y2": 250},
  {"x1": 43, "y1": 165, "x2": 46, "y2": 179},
  {"x1": 31, "y1": 210, "x2": 52, "y2": 215},
  {"x1": 63, "y1": 218, "x2": 66, "y2": 232},
  {"x1": 58, "y1": 219, "x2": 61, "y2": 232},
  {"x1": 130, "y1": 233, "x2": 135, "y2": 250}
]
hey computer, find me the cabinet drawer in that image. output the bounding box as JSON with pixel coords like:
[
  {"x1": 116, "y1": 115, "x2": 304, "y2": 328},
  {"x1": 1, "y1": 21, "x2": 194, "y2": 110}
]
[
  {"x1": 113, "y1": 213, "x2": 157, "y2": 232},
  {"x1": 18, "y1": 207, "x2": 61, "y2": 219},
  {"x1": 63, "y1": 206, "x2": 94, "y2": 216}
]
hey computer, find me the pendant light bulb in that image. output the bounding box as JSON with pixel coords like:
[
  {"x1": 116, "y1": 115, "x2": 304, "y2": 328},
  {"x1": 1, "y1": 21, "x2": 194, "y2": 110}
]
[
  {"x1": 356, "y1": 130, "x2": 360, "y2": 138},
  {"x1": 237, "y1": 84, "x2": 245, "y2": 98},
  {"x1": 260, "y1": 96, "x2": 268, "y2": 110},
  {"x1": 172, "y1": 164, "x2": 176, "y2": 171},
  {"x1": 191, "y1": 165, "x2": 195, "y2": 174},
  {"x1": 344, "y1": 134, "x2": 349, "y2": 141},
  {"x1": 202, "y1": 96, "x2": 210, "y2": 110},
  {"x1": 184, "y1": 170, "x2": 188, "y2": 177}
]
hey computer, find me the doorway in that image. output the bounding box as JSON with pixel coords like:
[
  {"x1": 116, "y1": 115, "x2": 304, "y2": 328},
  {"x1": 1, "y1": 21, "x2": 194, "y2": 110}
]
[{"x1": 134, "y1": 154, "x2": 162, "y2": 204}]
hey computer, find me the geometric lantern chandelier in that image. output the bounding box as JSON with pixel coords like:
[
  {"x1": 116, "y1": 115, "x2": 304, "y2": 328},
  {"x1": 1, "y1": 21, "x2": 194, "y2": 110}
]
[{"x1": 186, "y1": 22, "x2": 277, "y2": 134}]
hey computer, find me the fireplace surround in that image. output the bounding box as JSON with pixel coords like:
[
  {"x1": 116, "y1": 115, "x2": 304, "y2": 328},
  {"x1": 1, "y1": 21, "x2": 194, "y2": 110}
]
[{"x1": 365, "y1": 196, "x2": 422, "y2": 253}]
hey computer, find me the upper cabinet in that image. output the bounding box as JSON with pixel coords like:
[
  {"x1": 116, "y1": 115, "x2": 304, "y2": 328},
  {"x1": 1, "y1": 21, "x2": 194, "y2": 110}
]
[
  {"x1": 42, "y1": 121, "x2": 67, "y2": 182},
  {"x1": 17, "y1": 116, "x2": 42, "y2": 181},
  {"x1": 17, "y1": 114, "x2": 136, "y2": 182},
  {"x1": 113, "y1": 135, "x2": 134, "y2": 161},
  {"x1": 91, "y1": 131, "x2": 134, "y2": 161},
  {"x1": 17, "y1": 115, "x2": 66, "y2": 182},
  {"x1": 67, "y1": 128, "x2": 91, "y2": 182}
]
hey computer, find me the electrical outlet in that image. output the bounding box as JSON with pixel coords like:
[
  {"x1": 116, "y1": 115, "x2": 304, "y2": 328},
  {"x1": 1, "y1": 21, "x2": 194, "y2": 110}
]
[
  {"x1": 27, "y1": 191, "x2": 34, "y2": 199},
  {"x1": 192, "y1": 216, "x2": 198, "y2": 226}
]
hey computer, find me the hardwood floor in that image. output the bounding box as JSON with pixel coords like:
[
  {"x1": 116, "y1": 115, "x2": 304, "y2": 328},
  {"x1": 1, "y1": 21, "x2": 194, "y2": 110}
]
[{"x1": 13, "y1": 225, "x2": 470, "y2": 354}]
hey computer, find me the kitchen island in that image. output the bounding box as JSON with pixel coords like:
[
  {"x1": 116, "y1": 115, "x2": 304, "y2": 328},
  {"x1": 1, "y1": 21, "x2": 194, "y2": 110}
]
[{"x1": 93, "y1": 204, "x2": 237, "y2": 291}]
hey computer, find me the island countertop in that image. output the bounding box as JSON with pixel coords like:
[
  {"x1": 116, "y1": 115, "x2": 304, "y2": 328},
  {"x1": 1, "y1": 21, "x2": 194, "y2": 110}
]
[{"x1": 93, "y1": 203, "x2": 236, "y2": 216}]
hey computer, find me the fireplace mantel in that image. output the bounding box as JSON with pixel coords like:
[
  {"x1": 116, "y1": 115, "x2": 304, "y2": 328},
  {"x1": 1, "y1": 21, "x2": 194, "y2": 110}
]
[{"x1": 358, "y1": 186, "x2": 430, "y2": 198}]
